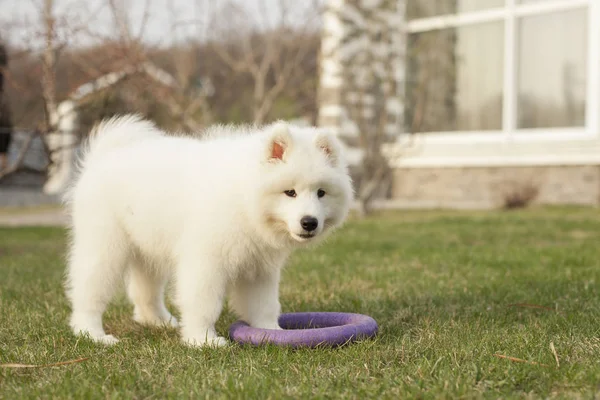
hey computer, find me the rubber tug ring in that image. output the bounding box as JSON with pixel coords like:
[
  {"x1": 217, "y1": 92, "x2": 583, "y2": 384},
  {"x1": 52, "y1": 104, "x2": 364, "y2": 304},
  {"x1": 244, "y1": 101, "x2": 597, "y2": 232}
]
[{"x1": 228, "y1": 312, "x2": 379, "y2": 348}]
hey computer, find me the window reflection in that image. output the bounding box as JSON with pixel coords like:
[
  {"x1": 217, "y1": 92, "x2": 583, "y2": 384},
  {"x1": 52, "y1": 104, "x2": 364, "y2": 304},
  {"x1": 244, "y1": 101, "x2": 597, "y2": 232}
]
[
  {"x1": 406, "y1": 22, "x2": 504, "y2": 132},
  {"x1": 517, "y1": 9, "x2": 587, "y2": 128}
]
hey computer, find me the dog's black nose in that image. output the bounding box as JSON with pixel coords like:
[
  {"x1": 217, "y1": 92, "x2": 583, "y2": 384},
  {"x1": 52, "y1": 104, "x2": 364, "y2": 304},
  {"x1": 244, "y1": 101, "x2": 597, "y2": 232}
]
[{"x1": 300, "y1": 216, "x2": 318, "y2": 232}]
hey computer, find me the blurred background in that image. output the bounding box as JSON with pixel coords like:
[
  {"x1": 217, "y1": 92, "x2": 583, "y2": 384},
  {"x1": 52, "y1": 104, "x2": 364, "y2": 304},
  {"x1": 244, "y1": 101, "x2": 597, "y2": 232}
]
[{"x1": 0, "y1": 0, "x2": 598, "y2": 215}]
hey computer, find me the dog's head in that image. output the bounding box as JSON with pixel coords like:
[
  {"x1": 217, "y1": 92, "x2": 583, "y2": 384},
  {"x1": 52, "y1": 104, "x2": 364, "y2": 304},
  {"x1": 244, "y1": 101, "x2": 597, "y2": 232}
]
[{"x1": 251, "y1": 122, "x2": 353, "y2": 247}]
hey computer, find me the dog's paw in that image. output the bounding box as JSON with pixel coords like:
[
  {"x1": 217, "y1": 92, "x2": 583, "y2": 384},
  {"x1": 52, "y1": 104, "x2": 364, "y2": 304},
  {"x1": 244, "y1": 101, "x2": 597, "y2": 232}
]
[
  {"x1": 251, "y1": 321, "x2": 282, "y2": 330},
  {"x1": 96, "y1": 334, "x2": 120, "y2": 345},
  {"x1": 183, "y1": 335, "x2": 229, "y2": 348},
  {"x1": 134, "y1": 312, "x2": 179, "y2": 329},
  {"x1": 166, "y1": 317, "x2": 180, "y2": 328},
  {"x1": 71, "y1": 326, "x2": 120, "y2": 345}
]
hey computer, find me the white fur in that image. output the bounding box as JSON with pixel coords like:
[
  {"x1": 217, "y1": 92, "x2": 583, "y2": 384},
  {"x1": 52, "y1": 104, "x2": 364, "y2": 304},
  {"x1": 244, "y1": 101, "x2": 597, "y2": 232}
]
[{"x1": 64, "y1": 115, "x2": 353, "y2": 347}]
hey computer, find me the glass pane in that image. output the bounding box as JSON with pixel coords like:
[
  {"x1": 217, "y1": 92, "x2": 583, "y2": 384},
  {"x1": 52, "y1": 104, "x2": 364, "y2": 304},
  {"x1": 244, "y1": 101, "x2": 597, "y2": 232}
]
[
  {"x1": 517, "y1": 9, "x2": 587, "y2": 128},
  {"x1": 407, "y1": 0, "x2": 504, "y2": 20},
  {"x1": 405, "y1": 22, "x2": 504, "y2": 133}
]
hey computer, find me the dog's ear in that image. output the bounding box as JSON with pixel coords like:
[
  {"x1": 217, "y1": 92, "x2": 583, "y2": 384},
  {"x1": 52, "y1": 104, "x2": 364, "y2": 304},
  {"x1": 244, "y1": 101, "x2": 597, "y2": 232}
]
[
  {"x1": 314, "y1": 131, "x2": 341, "y2": 166},
  {"x1": 266, "y1": 122, "x2": 292, "y2": 162}
]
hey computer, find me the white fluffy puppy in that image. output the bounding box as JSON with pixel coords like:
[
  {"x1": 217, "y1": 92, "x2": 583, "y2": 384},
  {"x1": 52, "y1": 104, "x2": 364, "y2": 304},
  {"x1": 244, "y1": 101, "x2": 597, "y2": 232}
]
[{"x1": 64, "y1": 115, "x2": 353, "y2": 347}]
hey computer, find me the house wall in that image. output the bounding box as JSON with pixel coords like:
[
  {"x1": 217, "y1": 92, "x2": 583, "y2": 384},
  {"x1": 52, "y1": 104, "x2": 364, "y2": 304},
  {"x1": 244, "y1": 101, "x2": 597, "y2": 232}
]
[
  {"x1": 390, "y1": 165, "x2": 600, "y2": 209},
  {"x1": 385, "y1": 135, "x2": 600, "y2": 207}
]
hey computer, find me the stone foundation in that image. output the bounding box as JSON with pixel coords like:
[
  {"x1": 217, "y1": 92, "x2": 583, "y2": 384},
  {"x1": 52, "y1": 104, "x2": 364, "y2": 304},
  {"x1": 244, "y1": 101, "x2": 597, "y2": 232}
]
[{"x1": 390, "y1": 165, "x2": 600, "y2": 209}]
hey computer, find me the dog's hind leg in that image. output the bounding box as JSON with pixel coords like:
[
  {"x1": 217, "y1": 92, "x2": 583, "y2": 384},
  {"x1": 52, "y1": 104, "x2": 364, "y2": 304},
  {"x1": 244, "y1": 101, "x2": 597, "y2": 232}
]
[
  {"x1": 127, "y1": 261, "x2": 178, "y2": 328},
  {"x1": 65, "y1": 223, "x2": 129, "y2": 345}
]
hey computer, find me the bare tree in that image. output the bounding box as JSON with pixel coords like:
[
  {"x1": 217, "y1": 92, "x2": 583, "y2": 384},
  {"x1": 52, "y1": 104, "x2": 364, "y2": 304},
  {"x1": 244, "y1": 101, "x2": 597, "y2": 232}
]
[
  {"x1": 164, "y1": 45, "x2": 214, "y2": 131},
  {"x1": 1, "y1": 0, "x2": 201, "y2": 189},
  {"x1": 161, "y1": 1, "x2": 214, "y2": 131},
  {"x1": 104, "y1": 0, "x2": 212, "y2": 132},
  {"x1": 208, "y1": 0, "x2": 321, "y2": 125},
  {"x1": 319, "y1": 1, "x2": 409, "y2": 216},
  {"x1": 342, "y1": 59, "x2": 396, "y2": 216},
  {"x1": 41, "y1": 0, "x2": 58, "y2": 130},
  {"x1": 39, "y1": 0, "x2": 72, "y2": 193}
]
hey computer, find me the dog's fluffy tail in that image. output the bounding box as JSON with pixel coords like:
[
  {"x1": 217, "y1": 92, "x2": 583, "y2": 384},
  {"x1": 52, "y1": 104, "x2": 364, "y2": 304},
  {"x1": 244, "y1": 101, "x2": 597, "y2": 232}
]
[
  {"x1": 63, "y1": 114, "x2": 161, "y2": 206},
  {"x1": 83, "y1": 114, "x2": 161, "y2": 163}
]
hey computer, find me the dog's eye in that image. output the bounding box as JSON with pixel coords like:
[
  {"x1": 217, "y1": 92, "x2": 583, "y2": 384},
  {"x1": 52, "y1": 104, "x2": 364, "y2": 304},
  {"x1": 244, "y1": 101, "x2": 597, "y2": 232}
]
[
  {"x1": 284, "y1": 189, "x2": 296, "y2": 198},
  {"x1": 317, "y1": 189, "x2": 326, "y2": 198}
]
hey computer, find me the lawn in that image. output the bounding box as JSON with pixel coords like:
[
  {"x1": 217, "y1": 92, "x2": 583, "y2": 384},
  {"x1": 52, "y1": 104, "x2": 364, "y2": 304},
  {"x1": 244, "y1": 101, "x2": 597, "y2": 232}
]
[{"x1": 1, "y1": 208, "x2": 600, "y2": 399}]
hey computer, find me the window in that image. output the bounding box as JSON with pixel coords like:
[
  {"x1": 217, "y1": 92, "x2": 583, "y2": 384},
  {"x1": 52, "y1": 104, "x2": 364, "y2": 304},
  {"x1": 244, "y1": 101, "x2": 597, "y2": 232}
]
[
  {"x1": 517, "y1": 9, "x2": 587, "y2": 128},
  {"x1": 407, "y1": 0, "x2": 505, "y2": 20},
  {"x1": 406, "y1": 22, "x2": 504, "y2": 133},
  {"x1": 405, "y1": 0, "x2": 594, "y2": 136}
]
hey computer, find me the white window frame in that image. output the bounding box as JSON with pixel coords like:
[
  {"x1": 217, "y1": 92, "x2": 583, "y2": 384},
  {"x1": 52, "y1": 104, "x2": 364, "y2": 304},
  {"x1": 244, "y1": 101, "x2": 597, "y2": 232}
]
[{"x1": 403, "y1": 0, "x2": 600, "y2": 145}]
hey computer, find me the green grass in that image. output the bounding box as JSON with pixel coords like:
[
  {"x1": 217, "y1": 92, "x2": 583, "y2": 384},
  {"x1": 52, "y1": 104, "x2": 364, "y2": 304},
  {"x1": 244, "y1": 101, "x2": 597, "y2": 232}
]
[{"x1": 1, "y1": 208, "x2": 600, "y2": 399}]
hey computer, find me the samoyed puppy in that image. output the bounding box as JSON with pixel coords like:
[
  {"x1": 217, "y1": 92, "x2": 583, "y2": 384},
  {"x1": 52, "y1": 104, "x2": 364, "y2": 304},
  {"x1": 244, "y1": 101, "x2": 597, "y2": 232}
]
[{"x1": 64, "y1": 115, "x2": 353, "y2": 347}]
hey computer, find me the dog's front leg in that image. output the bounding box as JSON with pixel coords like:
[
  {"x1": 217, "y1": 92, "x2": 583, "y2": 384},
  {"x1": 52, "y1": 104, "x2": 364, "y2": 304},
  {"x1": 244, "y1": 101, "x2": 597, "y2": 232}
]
[
  {"x1": 229, "y1": 268, "x2": 282, "y2": 330},
  {"x1": 175, "y1": 256, "x2": 229, "y2": 347}
]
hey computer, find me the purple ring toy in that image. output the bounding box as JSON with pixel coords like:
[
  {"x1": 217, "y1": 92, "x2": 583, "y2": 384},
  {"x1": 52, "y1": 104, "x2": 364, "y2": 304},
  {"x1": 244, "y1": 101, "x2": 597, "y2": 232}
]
[{"x1": 228, "y1": 312, "x2": 378, "y2": 348}]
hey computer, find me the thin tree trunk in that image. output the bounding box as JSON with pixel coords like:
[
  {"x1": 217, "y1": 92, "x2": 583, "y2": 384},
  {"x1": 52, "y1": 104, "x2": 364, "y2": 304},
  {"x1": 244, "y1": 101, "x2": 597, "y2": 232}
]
[{"x1": 41, "y1": 0, "x2": 58, "y2": 129}]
